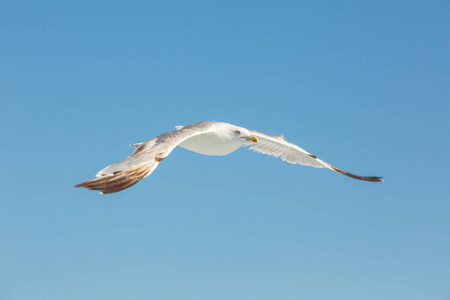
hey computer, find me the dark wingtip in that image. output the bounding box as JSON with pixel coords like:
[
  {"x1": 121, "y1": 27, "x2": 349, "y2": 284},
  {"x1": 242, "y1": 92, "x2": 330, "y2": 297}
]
[
  {"x1": 74, "y1": 164, "x2": 151, "y2": 194},
  {"x1": 329, "y1": 165, "x2": 383, "y2": 182},
  {"x1": 358, "y1": 176, "x2": 384, "y2": 182}
]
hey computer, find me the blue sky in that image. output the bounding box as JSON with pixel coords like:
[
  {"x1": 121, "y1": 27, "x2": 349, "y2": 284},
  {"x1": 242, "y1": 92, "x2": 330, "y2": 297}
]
[{"x1": 1, "y1": 1, "x2": 449, "y2": 299}]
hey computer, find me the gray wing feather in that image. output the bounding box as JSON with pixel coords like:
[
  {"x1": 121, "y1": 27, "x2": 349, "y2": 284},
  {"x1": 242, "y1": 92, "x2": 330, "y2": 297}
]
[
  {"x1": 248, "y1": 130, "x2": 327, "y2": 168},
  {"x1": 75, "y1": 122, "x2": 217, "y2": 193},
  {"x1": 248, "y1": 130, "x2": 383, "y2": 182}
]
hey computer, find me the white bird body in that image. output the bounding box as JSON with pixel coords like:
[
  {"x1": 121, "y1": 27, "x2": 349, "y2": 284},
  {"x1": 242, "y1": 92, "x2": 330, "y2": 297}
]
[
  {"x1": 179, "y1": 132, "x2": 244, "y2": 156},
  {"x1": 76, "y1": 121, "x2": 382, "y2": 194},
  {"x1": 178, "y1": 122, "x2": 250, "y2": 156}
]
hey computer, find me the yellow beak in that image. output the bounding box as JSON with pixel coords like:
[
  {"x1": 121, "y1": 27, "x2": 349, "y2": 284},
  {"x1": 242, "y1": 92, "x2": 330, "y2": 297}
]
[{"x1": 241, "y1": 135, "x2": 258, "y2": 143}]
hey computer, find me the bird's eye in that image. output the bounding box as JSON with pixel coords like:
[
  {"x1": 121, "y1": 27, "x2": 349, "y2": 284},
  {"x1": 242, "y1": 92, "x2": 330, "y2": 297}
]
[{"x1": 235, "y1": 130, "x2": 241, "y2": 135}]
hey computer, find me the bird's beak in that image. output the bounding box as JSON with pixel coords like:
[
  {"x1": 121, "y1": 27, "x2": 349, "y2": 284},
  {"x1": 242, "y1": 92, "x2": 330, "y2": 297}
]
[{"x1": 241, "y1": 135, "x2": 258, "y2": 143}]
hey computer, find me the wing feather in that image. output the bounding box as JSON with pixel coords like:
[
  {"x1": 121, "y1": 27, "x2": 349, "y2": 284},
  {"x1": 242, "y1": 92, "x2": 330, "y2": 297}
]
[
  {"x1": 75, "y1": 122, "x2": 217, "y2": 194},
  {"x1": 248, "y1": 130, "x2": 382, "y2": 182}
]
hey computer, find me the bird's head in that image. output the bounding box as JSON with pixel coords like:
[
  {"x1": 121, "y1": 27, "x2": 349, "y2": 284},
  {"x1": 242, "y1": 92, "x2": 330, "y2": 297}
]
[{"x1": 232, "y1": 127, "x2": 258, "y2": 143}]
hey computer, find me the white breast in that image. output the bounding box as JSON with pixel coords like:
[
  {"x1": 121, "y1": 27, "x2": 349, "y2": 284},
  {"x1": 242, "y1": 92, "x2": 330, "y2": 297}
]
[{"x1": 179, "y1": 132, "x2": 245, "y2": 156}]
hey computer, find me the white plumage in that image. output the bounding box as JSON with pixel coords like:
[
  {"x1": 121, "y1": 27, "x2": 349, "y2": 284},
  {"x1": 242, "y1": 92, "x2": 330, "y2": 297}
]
[{"x1": 75, "y1": 121, "x2": 382, "y2": 194}]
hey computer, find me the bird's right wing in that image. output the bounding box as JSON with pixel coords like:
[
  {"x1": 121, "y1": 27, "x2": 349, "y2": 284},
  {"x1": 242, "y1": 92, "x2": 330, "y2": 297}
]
[{"x1": 75, "y1": 122, "x2": 217, "y2": 194}]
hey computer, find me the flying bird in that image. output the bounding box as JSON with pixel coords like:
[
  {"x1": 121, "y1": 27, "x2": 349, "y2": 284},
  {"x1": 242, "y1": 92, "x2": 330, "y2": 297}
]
[{"x1": 75, "y1": 121, "x2": 382, "y2": 194}]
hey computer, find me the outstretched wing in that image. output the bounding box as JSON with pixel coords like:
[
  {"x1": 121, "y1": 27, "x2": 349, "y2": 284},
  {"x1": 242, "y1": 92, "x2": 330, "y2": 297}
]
[
  {"x1": 247, "y1": 130, "x2": 383, "y2": 182},
  {"x1": 75, "y1": 122, "x2": 217, "y2": 194}
]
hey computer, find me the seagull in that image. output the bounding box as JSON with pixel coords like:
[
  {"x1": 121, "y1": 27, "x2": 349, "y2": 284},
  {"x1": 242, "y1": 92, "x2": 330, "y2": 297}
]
[{"x1": 75, "y1": 121, "x2": 382, "y2": 194}]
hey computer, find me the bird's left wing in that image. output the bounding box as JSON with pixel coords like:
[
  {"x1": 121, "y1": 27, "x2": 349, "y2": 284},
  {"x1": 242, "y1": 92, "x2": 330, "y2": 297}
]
[
  {"x1": 75, "y1": 122, "x2": 217, "y2": 194},
  {"x1": 247, "y1": 130, "x2": 383, "y2": 182}
]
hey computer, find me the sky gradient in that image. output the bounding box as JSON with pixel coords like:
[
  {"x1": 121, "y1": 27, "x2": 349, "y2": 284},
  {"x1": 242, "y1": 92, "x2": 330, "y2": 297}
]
[{"x1": 1, "y1": 1, "x2": 449, "y2": 299}]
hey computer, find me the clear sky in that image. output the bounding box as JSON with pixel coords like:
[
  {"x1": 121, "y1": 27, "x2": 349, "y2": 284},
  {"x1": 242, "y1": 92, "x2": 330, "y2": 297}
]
[{"x1": 1, "y1": 1, "x2": 449, "y2": 299}]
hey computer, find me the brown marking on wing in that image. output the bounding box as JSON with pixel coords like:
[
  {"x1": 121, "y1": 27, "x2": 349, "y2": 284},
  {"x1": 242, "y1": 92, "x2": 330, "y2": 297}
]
[
  {"x1": 155, "y1": 152, "x2": 166, "y2": 162},
  {"x1": 308, "y1": 153, "x2": 318, "y2": 159},
  {"x1": 328, "y1": 164, "x2": 383, "y2": 182},
  {"x1": 74, "y1": 163, "x2": 152, "y2": 194}
]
